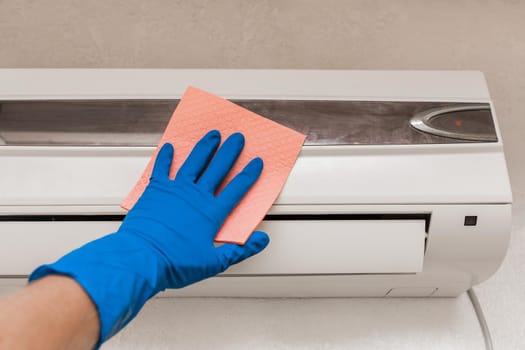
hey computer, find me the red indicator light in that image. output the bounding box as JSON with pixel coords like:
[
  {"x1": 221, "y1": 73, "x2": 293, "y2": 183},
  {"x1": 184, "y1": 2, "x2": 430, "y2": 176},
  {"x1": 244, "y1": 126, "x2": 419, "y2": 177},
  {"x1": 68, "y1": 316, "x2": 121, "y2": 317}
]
[{"x1": 455, "y1": 119, "x2": 462, "y2": 127}]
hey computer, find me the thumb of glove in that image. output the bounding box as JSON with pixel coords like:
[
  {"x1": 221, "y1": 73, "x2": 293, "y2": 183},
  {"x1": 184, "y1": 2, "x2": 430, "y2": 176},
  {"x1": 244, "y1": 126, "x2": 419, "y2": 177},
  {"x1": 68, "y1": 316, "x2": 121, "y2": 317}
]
[{"x1": 215, "y1": 231, "x2": 270, "y2": 271}]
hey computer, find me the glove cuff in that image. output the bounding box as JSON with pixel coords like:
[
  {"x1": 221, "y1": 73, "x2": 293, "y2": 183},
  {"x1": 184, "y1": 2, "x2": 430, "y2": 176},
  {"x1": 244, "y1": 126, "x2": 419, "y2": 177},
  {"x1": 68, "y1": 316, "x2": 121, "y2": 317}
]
[{"x1": 29, "y1": 233, "x2": 160, "y2": 346}]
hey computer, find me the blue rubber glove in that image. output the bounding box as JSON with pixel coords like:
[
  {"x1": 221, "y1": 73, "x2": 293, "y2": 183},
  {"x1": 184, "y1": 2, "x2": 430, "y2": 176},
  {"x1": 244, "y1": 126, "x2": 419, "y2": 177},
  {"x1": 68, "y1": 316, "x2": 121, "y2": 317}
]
[{"x1": 29, "y1": 130, "x2": 270, "y2": 346}]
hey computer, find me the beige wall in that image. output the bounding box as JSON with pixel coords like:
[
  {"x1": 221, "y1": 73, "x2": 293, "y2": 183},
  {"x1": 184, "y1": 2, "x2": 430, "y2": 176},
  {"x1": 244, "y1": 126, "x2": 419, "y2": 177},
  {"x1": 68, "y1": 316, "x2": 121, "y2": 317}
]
[{"x1": 1, "y1": 0, "x2": 524, "y2": 199}]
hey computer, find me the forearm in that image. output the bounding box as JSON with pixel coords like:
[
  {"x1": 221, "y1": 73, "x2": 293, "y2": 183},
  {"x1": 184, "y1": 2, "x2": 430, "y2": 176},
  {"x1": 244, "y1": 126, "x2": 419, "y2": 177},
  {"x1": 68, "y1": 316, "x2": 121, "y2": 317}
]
[{"x1": 0, "y1": 275, "x2": 99, "y2": 350}]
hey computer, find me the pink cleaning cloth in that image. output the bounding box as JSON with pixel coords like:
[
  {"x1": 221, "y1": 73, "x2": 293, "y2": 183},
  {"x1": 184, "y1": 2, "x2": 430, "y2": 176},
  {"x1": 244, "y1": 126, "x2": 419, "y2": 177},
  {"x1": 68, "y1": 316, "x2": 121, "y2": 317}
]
[{"x1": 121, "y1": 87, "x2": 306, "y2": 244}]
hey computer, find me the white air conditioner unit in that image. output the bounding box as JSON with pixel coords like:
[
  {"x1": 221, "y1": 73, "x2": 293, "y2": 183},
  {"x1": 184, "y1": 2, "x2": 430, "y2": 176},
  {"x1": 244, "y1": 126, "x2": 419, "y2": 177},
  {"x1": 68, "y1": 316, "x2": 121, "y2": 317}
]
[{"x1": 0, "y1": 69, "x2": 512, "y2": 297}]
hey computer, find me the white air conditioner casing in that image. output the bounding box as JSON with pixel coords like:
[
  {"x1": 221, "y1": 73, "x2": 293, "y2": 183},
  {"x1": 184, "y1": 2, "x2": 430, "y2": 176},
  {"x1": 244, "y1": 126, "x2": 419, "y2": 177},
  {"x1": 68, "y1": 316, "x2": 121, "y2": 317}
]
[{"x1": 0, "y1": 69, "x2": 512, "y2": 297}]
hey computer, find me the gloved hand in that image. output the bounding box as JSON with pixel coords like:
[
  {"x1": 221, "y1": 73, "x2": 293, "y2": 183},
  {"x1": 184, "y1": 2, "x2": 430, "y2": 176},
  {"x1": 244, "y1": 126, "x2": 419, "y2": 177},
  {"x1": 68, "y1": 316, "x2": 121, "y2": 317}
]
[{"x1": 29, "y1": 130, "x2": 270, "y2": 346}]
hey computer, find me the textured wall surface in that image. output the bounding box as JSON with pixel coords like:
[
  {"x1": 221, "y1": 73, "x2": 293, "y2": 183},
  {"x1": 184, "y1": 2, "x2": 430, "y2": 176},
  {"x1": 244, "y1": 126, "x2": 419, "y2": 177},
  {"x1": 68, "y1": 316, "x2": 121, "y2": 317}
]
[{"x1": 1, "y1": 1, "x2": 524, "y2": 349}]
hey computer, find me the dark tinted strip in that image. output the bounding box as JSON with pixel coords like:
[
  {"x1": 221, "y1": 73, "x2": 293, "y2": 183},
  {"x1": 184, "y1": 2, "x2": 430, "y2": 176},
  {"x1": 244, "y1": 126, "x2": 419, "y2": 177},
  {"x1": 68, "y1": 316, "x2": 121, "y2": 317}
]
[{"x1": 0, "y1": 100, "x2": 495, "y2": 145}]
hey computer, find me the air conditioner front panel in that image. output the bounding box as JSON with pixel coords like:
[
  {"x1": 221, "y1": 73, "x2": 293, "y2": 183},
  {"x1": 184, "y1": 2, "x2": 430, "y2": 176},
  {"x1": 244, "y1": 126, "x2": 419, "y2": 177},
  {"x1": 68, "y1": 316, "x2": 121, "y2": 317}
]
[
  {"x1": 225, "y1": 219, "x2": 425, "y2": 274},
  {"x1": 0, "y1": 219, "x2": 425, "y2": 276}
]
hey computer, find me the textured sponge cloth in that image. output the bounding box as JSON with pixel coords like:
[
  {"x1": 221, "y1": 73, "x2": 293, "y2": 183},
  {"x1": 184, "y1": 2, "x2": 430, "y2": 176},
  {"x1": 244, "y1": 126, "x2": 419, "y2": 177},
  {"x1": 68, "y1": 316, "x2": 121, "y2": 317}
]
[{"x1": 121, "y1": 87, "x2": 306, "y2": 244}]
